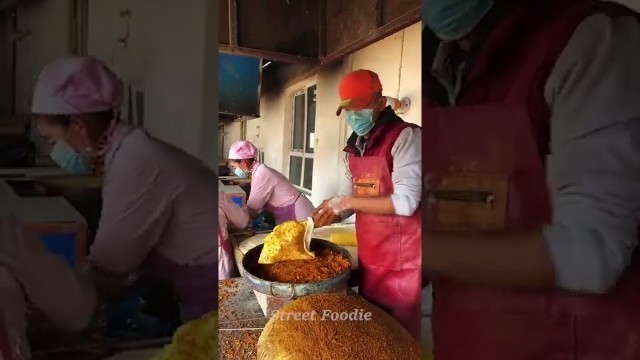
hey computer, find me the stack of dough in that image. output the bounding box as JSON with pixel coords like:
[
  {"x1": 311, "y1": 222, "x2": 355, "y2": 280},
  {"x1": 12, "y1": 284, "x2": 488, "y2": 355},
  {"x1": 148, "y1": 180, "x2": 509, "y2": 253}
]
[
  {"x1": 259, "y1": 219, "x2": 314, "y2": 264},
  {"x1": 257, "y1": 293, "x2": 420, "y2": 360},
  {"x1": 152, "y1": 311, "x2": 217, "y2": 360},
  {"x1": 329, "y1": 231, "x2": 357, "y2": 247}
]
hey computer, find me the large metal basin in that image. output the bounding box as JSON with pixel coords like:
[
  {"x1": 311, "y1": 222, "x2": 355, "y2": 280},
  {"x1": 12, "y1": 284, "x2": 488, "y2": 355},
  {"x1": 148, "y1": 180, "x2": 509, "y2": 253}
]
[{"x1": 242, "y1": 239, "x2": 352, "y2": 298}]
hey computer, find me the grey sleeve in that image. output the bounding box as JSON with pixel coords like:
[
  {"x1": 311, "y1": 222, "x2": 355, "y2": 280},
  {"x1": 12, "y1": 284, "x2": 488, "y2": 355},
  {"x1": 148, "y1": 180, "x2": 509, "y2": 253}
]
[{"x1": 543, "y1": 14, "x2": 640, "y2": 293}]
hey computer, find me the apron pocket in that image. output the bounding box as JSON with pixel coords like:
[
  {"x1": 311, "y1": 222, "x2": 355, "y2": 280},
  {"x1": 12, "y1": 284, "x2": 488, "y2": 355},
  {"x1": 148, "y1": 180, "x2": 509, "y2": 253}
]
[
  {"x1": 427, "y1": 172, "x2": 509, "y2": 232},
  {"x1": 356, "y1": 214, "x2": 402, "y2": 270}
]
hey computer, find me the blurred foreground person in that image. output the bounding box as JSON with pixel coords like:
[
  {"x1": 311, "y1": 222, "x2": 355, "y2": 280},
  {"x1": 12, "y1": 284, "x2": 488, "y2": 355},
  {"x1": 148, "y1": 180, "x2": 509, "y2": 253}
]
[
  {"x1": 423, "y1": 0, "x2": 640, "y2": 358},
  {"x1": 0, "y1": 214, "x2": 95, "y2": 360},
  {"x1": 218, "y1": 192, "x2": 249, "y2": 279}
]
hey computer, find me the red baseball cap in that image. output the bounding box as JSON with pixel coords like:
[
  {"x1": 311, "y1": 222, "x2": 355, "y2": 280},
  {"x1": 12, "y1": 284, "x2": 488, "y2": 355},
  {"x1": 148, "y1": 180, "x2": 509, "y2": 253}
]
[{"x1": 336, "y1": 70, "x2": 383, "y2": 116}]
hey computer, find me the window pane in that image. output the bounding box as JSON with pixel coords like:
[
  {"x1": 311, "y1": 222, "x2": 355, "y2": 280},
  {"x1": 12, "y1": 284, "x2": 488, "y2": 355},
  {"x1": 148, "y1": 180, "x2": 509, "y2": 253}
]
[
  {"x1": 306, "y1": 85, "x2": 316, "y2": 154},
  {"x1": 303, "y1": 157, "x2": 314, "y2": 190},
  {"x1": 292, "y1": 93, "x2": 305, "y2": 150},
  {"x1": 289, "y1": 156, "x2": 303, "y2": 186}
]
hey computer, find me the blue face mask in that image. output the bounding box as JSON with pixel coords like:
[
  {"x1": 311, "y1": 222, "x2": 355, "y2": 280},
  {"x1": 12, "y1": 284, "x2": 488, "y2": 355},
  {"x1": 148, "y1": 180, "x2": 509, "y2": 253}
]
[
  {"x1": 425, "y1": 0, "x2": 493, "y2": 42},
  {"x1": 234, "y1": 167, "x2": 248, "y2": 178},
  {"x1": 345, "y1": 109, "x2": 375, "y2": 136},
  {"x1": 50, "y1": 141, "x2": 91, "y2": 175}
]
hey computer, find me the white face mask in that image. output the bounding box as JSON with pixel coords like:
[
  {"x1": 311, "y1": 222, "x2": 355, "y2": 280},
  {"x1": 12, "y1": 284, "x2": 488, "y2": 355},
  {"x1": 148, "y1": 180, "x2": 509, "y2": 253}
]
[
  {"x1": 50, "y1": 141, "x2": 91, "y2": 174},
  {"x1": 234, "y1": 167, "x2": 248, "y2": 178},
  {"x1": 345, "y1": 109, "x2": 375, "y2": 136}
]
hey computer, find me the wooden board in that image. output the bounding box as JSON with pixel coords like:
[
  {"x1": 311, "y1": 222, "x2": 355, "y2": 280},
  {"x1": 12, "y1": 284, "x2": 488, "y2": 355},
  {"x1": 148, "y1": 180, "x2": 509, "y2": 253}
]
[
  {"x1": 0, "y1": 180, "x2": 19, "y2": 201},
  {"x1": 235, "y1": 0, "x2": 321, "y2": 57},
  {"x1": 219, "y1": 0, "x2": 230, "y2": 45},
  {"x1": 12, "y1": 197, "x2": 86, "y2": 223},
  {"x1": 0, "y1": 167, "x2": 67, "y2": 178},
  {"x1": 0, "y1": 119, "x2": 26, "y2": 136},
  {"x1": 218, "y1": 278, "x2": 268, "y2": 360},
  {"x1": 382, "y1": 0, "x2": 421, "y2": 25},
  {"x1": 326, "y1": 0, "x2": 378, "y2": 54}
]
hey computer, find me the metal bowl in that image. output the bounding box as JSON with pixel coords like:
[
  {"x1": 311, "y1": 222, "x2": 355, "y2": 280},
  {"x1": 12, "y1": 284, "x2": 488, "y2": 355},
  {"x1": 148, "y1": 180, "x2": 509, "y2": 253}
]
[{"x1": 242, "y1": 239, "x2": 352, "y2": 299}]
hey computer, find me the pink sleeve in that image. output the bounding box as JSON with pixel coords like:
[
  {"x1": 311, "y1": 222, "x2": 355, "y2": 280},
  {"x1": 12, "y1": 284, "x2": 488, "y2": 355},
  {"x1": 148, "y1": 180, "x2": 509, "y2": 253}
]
[
  {"x1": 90, "y1": 155, "x2": 173, "y2": 274},
  {"x1": 220, "y1": 193, "x2": 249, "y2": 229},
  {"x1": 246, "y1": 170, "x2": 274, "y2": 211}
]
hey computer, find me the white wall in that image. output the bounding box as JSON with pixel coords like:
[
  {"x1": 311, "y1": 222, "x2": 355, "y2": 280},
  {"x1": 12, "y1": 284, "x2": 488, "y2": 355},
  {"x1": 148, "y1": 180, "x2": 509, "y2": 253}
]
[
  {"x1": 13, "y1": 0, "x2": 72, "y2": 117},
  {"x1": 87, "y1": 0, "x2": 217, "y2": 164},
  {"x1": 10, "y1": 0, "x2": 72, "y2": 155},
  {"x1": 224, "y1": 23, "x2": 422, "y2": 206}
]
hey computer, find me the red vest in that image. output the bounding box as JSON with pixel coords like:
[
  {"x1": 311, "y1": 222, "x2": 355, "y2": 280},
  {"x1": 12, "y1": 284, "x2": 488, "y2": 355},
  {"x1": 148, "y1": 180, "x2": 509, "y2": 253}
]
[
  {"x1": 0, "y1": 324, "x2": 12, "y2": 360},
  {"x1": 424, "y1": 1, "x2": 640, "y2": 359}
]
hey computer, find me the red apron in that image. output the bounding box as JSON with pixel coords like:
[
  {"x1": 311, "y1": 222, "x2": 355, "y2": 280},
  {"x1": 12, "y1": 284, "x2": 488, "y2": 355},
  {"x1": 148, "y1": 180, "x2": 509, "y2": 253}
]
[
  {"x1": 424, "y1": 105, "x2": 640, "y2": 359},
  {"x1": 348, "y1": 117, "x2": 422, "y2": 340},
  {"x1": 0, "y1": 326, "x2": 12, "y2": 360}
]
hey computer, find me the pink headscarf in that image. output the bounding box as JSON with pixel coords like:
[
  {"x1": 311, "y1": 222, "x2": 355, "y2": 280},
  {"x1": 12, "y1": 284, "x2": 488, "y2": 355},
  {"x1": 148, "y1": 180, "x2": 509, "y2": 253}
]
[
  {"x1": 228, "y1": 141, "x2": 258, "y2": 160},
  {"x1": 31, "y1": 56, "x2": 123, "y2": 115}
]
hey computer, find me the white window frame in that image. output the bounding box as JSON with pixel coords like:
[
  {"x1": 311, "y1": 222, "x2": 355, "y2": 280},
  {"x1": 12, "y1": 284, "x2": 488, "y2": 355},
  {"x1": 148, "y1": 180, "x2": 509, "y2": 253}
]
[{"x1": 287, "y1": 80, "x2": 317, "y2": 195}]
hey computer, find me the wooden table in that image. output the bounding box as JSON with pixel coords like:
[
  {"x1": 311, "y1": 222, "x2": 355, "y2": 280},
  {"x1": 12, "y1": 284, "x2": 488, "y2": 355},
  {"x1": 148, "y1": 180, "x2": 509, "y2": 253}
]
[
  {"x1": 218, "y1": 278, "x2": 267, "y2": 359},
  {"x1": 105, "y1": 349, "x2": 161, "y2": 360}
]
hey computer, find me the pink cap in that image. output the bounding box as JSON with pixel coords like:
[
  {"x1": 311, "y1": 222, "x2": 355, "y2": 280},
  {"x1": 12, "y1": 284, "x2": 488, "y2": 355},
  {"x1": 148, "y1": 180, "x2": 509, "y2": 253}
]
[
  {"x1": 228, "y1": 141, "x2": 258, "y2": 160},
  {"x1": 31, "y1": 56, "x2": 123, "y2": 115}
]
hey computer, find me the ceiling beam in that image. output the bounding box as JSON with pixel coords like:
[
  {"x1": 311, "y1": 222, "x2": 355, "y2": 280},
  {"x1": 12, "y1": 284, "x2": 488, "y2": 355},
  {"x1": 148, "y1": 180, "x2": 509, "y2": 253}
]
[
  {"x1": 218, "y1": 2, "x2": 419, "y2": 66},
  {"x1": 0, "y1": 0, "x2": 18, "y2": 11},
  {"x1": 218, "y1": 44, "x2": 320, "y2": 65},
  {"x1": 228, "y1": 0, "x2": 237, "y2": 46},
  {"x1": 320, "y1": 5, "x2": 421, "y2": 66}
]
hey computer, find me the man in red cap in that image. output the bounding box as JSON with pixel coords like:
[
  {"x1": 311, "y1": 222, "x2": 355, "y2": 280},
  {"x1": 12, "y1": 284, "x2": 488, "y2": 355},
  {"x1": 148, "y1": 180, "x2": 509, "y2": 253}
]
[{"x1": 313, "y1": 69, "x2": 422, "y2": 339}]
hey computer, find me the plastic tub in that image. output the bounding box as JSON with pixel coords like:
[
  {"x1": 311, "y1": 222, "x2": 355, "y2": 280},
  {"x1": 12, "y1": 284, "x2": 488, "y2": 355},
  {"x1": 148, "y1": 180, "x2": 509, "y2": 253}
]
[{"x1": 38, "y1": 233, "x2": 76, "y2": 266}]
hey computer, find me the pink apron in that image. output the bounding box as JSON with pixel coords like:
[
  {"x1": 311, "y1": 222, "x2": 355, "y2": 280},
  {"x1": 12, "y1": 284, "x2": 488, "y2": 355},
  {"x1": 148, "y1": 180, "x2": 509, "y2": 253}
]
[
  {"x1": 218, "y1": 224, "x2": 236, "y2": 280},
  {"x1": 144, "y1": 253, "x2": 217, "y2": 322},
  {"x1": 264, "y1": 193, "x2": 307, "y2": 224},
  {"x1": 424, "y1": 105, "x2": 640, "y2": 359},
  {"x1": 349, "y1": 138, "x2": 422, "y2": 340}
]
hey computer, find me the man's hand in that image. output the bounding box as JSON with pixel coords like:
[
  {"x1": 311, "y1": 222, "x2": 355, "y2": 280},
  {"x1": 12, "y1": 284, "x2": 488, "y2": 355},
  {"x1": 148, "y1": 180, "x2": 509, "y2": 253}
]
[{"x1": 312, "y1": 200, "x2": 342, "y2": 228}]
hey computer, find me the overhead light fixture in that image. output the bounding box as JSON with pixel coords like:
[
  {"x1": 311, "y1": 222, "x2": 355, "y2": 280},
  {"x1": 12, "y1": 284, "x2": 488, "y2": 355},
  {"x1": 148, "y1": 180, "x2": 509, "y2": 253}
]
[{"x1": 262, "y1": 61, "x2": 272, "y2": 68}]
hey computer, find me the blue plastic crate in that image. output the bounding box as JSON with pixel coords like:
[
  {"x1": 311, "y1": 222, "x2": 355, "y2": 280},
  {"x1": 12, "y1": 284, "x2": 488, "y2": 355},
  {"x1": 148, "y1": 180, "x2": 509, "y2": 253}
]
[
  {"x1": 231, "y1": 196, "x2": 243, "y2": 207},
  {"x1": 38, "y1": 233, "x2": 76, "y2": 267}
]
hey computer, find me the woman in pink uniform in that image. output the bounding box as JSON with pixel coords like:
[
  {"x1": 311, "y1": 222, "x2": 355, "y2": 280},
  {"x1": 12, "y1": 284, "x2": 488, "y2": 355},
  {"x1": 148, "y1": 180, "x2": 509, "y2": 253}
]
[
  {"x1": 228, "y1": 141, "x2": 314, "y2": 224},
  {"x1": 218, "y1": 192, "x2": 249, "y2": 279},
  {"x1": 0, "y1": 214, "x2": 96, "y2": 359},
  {"x1": 31, "y1": 56, "x2": 218, "y2": 322}
]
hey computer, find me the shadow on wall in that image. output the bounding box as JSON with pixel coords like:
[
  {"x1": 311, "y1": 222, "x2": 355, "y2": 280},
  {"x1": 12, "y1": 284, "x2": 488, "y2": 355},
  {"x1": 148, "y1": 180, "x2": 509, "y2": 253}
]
[
  {"x1": 261, "y1": 55, "x2": 347, "y2": 97},
  {"x1": 261, "y1": 62, "x2": 317, "y2": 97}
]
